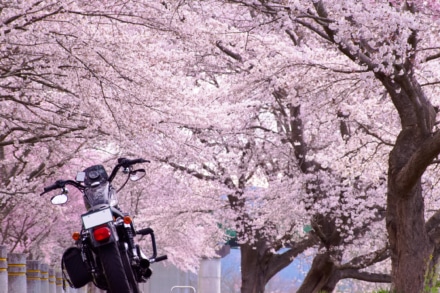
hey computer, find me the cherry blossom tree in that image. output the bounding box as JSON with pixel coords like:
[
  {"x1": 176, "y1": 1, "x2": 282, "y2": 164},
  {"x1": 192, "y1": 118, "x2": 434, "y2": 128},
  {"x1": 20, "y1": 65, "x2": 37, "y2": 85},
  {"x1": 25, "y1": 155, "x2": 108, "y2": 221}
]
[
  {"x1": 0, "y1": 0, "x2": 224, "y2": 268},
  {"x1": 139, "y1": 1, "x2": 440, "y2": 292},
  {"x1": 168, "y1": 0, "x2": 440, "y2": 292},
  {"x1": 0, "y1": 0, "x2": 173, "y2": 259},
  {"x1": 135, "y1": 2, "x2": 395, "y2": 292},
  {"x1": 157, "y1": 88, "x2": 393, "y2": 293}
]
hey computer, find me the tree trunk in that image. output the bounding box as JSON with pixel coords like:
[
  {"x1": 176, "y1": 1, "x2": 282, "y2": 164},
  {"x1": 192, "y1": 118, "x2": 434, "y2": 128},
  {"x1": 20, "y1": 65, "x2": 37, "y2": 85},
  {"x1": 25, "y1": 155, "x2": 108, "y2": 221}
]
[
  {"x1": 386, "y1": 179, "x2": 433, "y2": 292},
  {"x1": 289, "y1": 2, "x2": 440, "y2": 291},
  {"x1": 296, "y1": 252, "x2": 337, "y2": 293},
  {"x1": 294, "y1": 213, "x2": 344, "y2": 293},
  {"x1": 239, "y1": 235, "x2": 317, "y2": 293},
  {"x1": 240, "y1": 243, "x2": 270, "y2": 293},
  {"x1": 382, "y1": 73, "x2": 437, "y2": 293}
]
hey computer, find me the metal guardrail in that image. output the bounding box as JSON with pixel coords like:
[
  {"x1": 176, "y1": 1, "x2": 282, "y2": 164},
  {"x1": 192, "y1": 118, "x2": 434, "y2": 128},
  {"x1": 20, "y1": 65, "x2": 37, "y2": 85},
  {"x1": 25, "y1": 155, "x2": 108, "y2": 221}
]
[
  {"x1": 170, "y1": 285, "x2": 197, "y2": 292},
  {"x1": 0, "y1": 245, "x2": 89, "y2": 293}
]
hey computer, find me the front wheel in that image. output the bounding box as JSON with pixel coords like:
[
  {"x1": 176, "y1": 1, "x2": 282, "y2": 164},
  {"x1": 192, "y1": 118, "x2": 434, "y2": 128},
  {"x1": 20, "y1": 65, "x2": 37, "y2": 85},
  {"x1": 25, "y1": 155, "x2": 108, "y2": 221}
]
[{"x1": 98, "y1": 243, "x2": 132, "y2": 293}]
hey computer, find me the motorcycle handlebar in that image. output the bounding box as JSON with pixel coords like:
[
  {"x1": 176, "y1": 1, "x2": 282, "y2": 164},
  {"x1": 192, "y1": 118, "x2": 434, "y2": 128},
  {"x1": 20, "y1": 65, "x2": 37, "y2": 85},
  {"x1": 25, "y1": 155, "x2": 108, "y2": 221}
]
[
  {"x1": 40, "y1": 180, "x2": 65, "y2": 196},
  {"x1": 40, "y1": 180, "x2": 84, "y2": 196},
  {"x1": 109, "y1": 158, "x2": 150, "y2": 182},
  {"x1": 41, "y1": 158, "x2": 149, "y2": 195}
]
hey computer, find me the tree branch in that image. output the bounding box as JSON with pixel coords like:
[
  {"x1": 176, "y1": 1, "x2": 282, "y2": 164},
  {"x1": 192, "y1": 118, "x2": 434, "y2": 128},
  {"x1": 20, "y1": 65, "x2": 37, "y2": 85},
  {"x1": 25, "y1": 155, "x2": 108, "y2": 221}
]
[
  {"x1": 216, "y1": 41, "x2": 243, "y2": 62},
  {"x1": 267, "y1": 233, "x2": 319, "y2": 281},
  {"x1": 339, "y1": 269, "x2": 391, "y2": 283},
  {"x1": 336, "y1": 246, "x2": 390, "y2": 270},
  {"x1": 395, "y1": 130, "x2": 440, "y2": 192},
  {"x1": 159, "y1": 158, "x2": 218, "y2": 181}
]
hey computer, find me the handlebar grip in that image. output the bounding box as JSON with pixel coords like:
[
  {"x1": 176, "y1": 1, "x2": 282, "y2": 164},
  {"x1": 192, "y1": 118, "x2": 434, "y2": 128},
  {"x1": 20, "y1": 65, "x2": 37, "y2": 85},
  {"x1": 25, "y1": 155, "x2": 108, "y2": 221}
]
[
  {"x1": 155, "y1": 255, "x2": 168, "y2": 262},
  {"x1": 117, "y1": 157, "x2": 128, "y2": 164},
  {"x1": 130, "y1": 158, "x2": 150, "y2": 165},
  {"x1": 43, "y1": 183, "x2": 58, "y2": 192},
  {"x1": 40, "y1": 180, "x2": 63, "y2": 196},
  {"x1": 118, "y1": 158, "x2": 150, "y2": 167}
]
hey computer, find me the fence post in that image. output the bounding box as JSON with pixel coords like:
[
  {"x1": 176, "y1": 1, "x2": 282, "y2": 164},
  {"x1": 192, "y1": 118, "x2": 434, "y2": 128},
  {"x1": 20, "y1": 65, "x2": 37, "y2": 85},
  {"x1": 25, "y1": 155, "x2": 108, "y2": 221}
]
[
  {"x1": 0, "y1": 246, "x2": 7, "y2": 291},
  {"x1": 8, "y1": 253, "x2": 27, "y2": 293},
  {"x1": 49, "y1": 267, "x2": 56, "y2": 293},
  {"x1": 56, "y1": 270, "x2": 63, "y2": 293},
  {"x1": 198, "y1": 257, "x2": 221, "y2": 293},
  {"x1": 40, "y1": 263, "x2": 49, "y2": 292},
  {"x1": 27, "y1": 259, "x2": 41, "y2": 293}
]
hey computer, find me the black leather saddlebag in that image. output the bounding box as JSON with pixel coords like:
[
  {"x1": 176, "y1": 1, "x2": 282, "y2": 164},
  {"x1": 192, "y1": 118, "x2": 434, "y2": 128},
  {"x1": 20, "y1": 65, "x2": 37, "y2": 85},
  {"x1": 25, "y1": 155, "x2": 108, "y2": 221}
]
[{"x1": 61, "y1": 247, "x2": 92, "y2": 288}]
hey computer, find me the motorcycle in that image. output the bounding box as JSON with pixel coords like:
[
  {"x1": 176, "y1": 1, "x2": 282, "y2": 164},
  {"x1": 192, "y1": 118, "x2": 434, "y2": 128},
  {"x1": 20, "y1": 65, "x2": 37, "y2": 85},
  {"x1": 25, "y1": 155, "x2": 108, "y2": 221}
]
[{"x1": 40, "y1": 158, "x2": 167, "y2": 293}]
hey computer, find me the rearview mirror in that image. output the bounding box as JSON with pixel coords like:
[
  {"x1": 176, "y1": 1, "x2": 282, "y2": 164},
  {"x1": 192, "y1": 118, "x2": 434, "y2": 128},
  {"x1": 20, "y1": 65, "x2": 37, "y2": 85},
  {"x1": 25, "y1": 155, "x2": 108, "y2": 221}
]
[
  {"x1": 130, "y1": 169, "x2": 146, "y2": 181},
  {"x1": 76, "y1": 172, "x2": 86, "y2": 182},
  {"x1": 51, "y1": 194, "x2": 68, "y2": 205}
]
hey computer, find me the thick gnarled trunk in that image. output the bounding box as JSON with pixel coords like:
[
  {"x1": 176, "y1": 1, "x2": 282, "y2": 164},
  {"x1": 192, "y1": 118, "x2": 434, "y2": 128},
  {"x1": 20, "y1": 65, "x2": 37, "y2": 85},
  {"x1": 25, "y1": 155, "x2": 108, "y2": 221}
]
[
  {"x1": 296, "y1": 252, "x2": 337, "y2": 293},
  {"x1": 386, "y1": 179, "x2": 433, "y2": 292},
  {"x1": 239, "y1": 235, "x2": 317, "y2": 293},
  {"x1": 296, "y1": 215, "x2": 343, "y2": 293},
  {"x1": 240, "y1": 243, "x2": 267, "y2": 293},
  {"x1": 382, "y1": 73, "x2": 437, "y2": 292}
]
